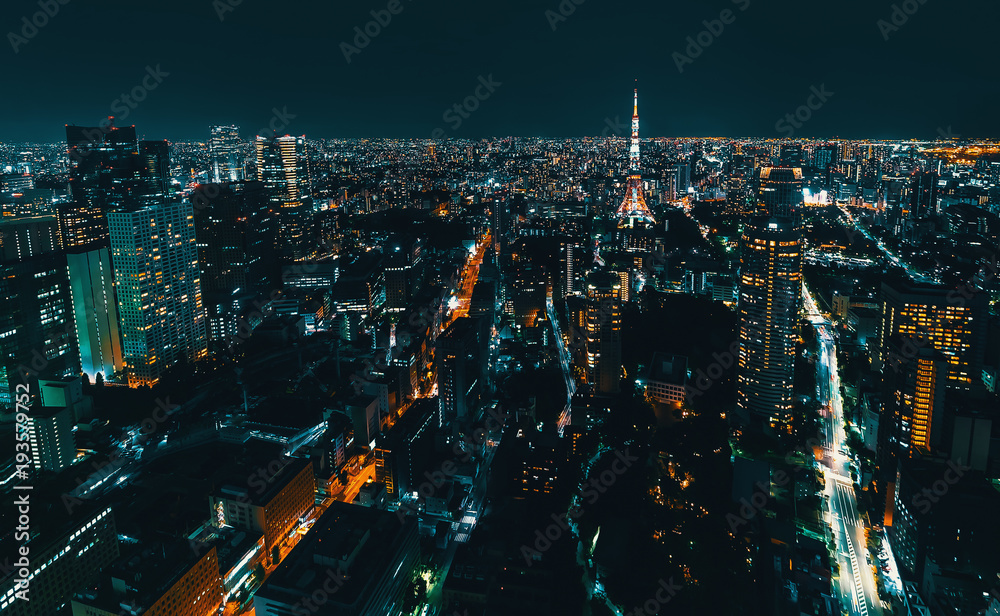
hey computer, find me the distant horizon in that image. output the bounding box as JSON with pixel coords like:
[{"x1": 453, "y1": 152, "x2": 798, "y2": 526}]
[{"x1": 1, "y1": 129, "x2": 993, "y2": 146}]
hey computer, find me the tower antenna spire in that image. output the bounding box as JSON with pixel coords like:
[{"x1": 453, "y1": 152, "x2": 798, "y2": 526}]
[{"x1": 616, "y1": 84, "x2": 655, "y2": 224}]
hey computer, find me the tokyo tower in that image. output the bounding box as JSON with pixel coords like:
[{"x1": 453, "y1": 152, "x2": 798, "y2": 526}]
[{"x1": 615, "y1": 88, "x2": 656, "y2": 224}]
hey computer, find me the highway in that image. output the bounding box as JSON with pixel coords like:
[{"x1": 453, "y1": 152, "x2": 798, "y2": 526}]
[
  {"x1": 804, "y1": 284, "x2": 883, "y2": 616},
  {"x1": 547, "y1": 294, "x2": 575, "y2": 433}
]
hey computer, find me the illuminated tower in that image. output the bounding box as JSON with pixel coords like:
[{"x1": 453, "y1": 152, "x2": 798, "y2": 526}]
[{"x1": 615, "y1": 89, "x2": 655, "y2": 224}]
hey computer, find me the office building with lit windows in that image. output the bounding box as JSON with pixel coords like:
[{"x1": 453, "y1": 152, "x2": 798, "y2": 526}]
[
  {"x1": 209, "y1": 125, "x2": 243, "y2": 183},
  {"x1": 0, "y1": 216, "x2": 60, "y2": 261},
  {"x1": 585, "y1": 271, "x2": 622, "y2": 395},
  {"x1": 737, "y1": 217, "x2": 802, "y2": 427},
  {"x1": 255, "y1": 135, "x2": 311, "y2": 258},
  {"x1": 71, "y1": 538, "x2": 223, "y2": 616},
  {"x1": 1, "y1": 506, "x2": 118, "y2": 616},
  {"x1": 107, "y1": 201, "x2": 208, "y2": 387},
  {"x1": 877, "y1": 279, "x2": 988, "y2": 391},
  {"x1": 0, "y1": 250, "x2": 76, "y2": 408},
  {"x1": 25, "y1": 404, "x2": 76, "y2": 472},
  {"x1": 208, "y1": 458, "x2": 315, "y2": 564},
  {"x1": 755, "y1": 167, "x2": 804, "y2": 218}
]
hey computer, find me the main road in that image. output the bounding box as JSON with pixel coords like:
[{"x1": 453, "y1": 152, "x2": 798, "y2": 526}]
[{"x1": 804, "y1": 284, "x2": 882, "y2": 616}]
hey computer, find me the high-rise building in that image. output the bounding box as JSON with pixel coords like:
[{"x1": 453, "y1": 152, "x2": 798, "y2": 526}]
[
  {"x1": 210, "y1": 125, "x2": 243, "y2": 183},
  {"x1": 756, "y1": 167, "x2": 804, "y2": 218},
  {"x1": 65, "y1": 123, "x2": 143, "y2": 208},
  {"x1": 383, "y1": 236, "x2": 424, "y2": 312},
  {"x1": 57, "y1": 202, "x2": 107, "y2": 249},
  {"x1": 66, "y1": 247, "x2": 124, "y2": 383},
  {"x1": 737, "y1": 217, "x2": 802, "y2": 427},
  {"x1": 0, "y1": 506, "x2": 118, "y2": 616},
  {"x1": 192, "y1": 181, "x2": 277, "y2": 295},
  {"x1": 877, "y1": 279, "x2": 988, "y2": 391},
  {"x1": 909, "y1": 171, "x2": 939, "y2": 218},
  {"x1": 62, "y1": 123, "x2": 162, "y2": 249},
  {"x1": 0, "y1": 216, "x2": 60, "y2": 261},
  {"x1": 813, "y1": 144, "x2": 838, "y2": 171},
  {"x1": 882, "y1": 335, "x2": 948, "y2": 459},
  {"x1": 559, "y1": 237, "x2": 584, "y2": 297},
  {"x1": 436, "y1": 317, "x2": 486, "y2": 425},
  {"x1": 25, "y1": 405, "x2": 76, "y2": 472},
  {"x1": 255, "y1": 136, "x2": 311, "y2": 258},
  {"x1": 0, "y1": 250, "x2": 76, "y2": 408},
  {"x1": 491, "y1": 191, "x2": 510, "y2": 255},
  {"x1": 139, "y1": 139, "x2": 171, "y2": 196},
  {"x1": 108, "y1": 201, "x2": 208, "y2": 387},
  {"x1": 585, "y1": 271, "x2": 622, "y2": 395}
]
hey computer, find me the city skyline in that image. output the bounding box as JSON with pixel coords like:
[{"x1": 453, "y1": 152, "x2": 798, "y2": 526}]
[{"x1": 3, "y1": 3, "x2": 1000, "y2": 616}]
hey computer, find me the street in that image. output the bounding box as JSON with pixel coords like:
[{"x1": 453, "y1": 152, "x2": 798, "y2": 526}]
[{"x1": 804, "y1": 284, "x2": 883, "y2": 616}]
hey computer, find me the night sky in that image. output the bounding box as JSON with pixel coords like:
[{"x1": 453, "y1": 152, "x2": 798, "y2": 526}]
[{"x1": 3, "y1": 0, "x2": 999, "y2": 142}]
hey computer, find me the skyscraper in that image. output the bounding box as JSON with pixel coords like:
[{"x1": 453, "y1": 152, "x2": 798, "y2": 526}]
[
  {"x1": 66, "y1": 247, "x2": 124, "y2": 383},
  {"x1": 25, "y1": 405, "x2": 76, "y2": 472},
  {"x1": 737, "y1": 217, "x2": 802, "y2": 427},
  {"x1": 877, "y1": 279, "x2": 988, "y2": 391},
  {"x1": 909, "y1": 170, "x2": 939, "y2": 218},
  {"x1": 585, "y1": 271, "x2": 622, "y2": 395},
  {"x1": 192, "y1": 181, "x2": 277, "y2": 295},
  {"x1": 436, "y1": 317, "x2": 486, "y2": 425},
  {"x1": 108, "y1": 201, "x2": 208, "y2": 387},
  {"x1": 139, "y1": 139, "x2": 171, "y2": 196},
  {"x1": 62, "y1": 123, "x2": 159, "y2": 249},
  {"x1": 756, "y1": 167, "x2": 804, "y2": 218},
  {"x1": 255, "y1": 135, "x2": 311, "y2": 258},
  {"x1": 0, "y1": 234, "x2": 76, "y2": 408},
  {"x1": 210, "y1": 125, "x2": 243, "y2": 183}
]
